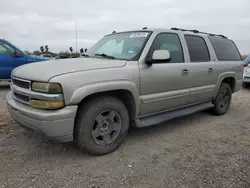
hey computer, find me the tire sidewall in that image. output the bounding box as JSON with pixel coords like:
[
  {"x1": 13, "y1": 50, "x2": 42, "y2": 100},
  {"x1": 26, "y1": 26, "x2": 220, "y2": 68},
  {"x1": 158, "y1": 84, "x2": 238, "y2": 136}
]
[
  {"x1": 214, "y1": 83, "x2": 232, "y2": 115},
  {"x1": 76, "y1": 97, "x2": 129, "y2": 155}
]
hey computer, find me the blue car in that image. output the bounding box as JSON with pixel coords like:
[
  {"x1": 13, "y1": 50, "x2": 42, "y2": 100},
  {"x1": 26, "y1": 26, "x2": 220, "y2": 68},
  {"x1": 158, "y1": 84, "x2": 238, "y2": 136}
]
[{"x1": 0, "y1": 39, "x2": 49, "y2": 81}]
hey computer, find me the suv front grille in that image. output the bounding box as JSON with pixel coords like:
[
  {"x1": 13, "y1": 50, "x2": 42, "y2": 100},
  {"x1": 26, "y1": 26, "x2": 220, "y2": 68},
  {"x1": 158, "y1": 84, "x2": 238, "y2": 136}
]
[
  {"x1": 12, "y1": 78, "x2": 30, "y2": 89},
  {"x1": 14, "y1": 92, "x2": 30, "y2": 103}
]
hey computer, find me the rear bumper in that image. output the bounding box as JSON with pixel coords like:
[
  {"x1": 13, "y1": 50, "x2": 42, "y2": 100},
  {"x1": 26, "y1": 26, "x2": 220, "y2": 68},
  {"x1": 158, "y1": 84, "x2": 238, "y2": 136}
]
[{"x1": 6, "y1": 92, "x2": 78, "y2": 143}]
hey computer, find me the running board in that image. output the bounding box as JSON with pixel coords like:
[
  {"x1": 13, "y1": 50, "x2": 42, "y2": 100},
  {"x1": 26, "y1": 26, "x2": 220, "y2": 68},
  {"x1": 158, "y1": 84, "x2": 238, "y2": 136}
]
[{"x1": 135, "y1": 102, "x2": 214, "y2": 128}]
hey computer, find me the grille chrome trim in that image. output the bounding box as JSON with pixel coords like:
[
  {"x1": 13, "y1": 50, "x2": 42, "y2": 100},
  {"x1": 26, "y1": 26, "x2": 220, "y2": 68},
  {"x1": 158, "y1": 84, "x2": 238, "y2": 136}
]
[
  {"x1": 12, "y1": 84, "x2": 64, "y2": 102},
  {"x1": 11, "y1": 76, "x2": 64, "y2": 106},
  {"x1": 11, "y1": 77, "x2": 31, "y2": 89},
  {"x1": 13, "y1": 93, "x2": 30, "y2": 105}
]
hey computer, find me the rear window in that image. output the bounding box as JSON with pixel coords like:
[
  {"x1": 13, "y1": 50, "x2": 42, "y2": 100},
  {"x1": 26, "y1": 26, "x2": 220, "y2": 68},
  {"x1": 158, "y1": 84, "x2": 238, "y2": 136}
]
[{"x1": 209, "y1": 37, "x2": 241, "y2": 61}]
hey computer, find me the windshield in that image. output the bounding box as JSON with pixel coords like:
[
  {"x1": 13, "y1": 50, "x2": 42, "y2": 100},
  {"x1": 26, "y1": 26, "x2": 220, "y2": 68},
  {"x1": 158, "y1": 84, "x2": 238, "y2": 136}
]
[{"x1": 86, "y1": 31, "x2": 151, "y2": 60}]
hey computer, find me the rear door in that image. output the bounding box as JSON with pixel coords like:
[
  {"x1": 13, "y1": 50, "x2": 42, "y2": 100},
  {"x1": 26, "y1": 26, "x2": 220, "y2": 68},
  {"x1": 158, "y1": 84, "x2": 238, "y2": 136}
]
[{"x1": 183, "y1": 34, "x2": 217, "y2": 103}]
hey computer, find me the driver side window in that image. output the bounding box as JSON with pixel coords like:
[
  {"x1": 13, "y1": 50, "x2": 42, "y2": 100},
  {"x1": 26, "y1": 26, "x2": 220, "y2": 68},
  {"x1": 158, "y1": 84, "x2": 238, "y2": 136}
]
[{"x1": 148, "y1": 33, "x2": 184, "y2": 63}]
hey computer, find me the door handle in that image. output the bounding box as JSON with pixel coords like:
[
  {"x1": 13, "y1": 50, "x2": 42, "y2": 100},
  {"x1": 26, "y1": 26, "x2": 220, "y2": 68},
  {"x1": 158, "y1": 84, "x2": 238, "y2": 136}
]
[
  {"x1": 208, "y1": 68, "x2": 213, "y2": 74},
  {"x1": 181, "y1": 69, "x2": 189, "y2": 76}
]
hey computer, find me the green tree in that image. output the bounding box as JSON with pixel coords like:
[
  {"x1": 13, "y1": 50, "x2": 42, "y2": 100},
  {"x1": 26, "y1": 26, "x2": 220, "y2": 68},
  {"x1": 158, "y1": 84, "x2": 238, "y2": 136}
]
[
  {"x1": 69, "y1": 47, "x2": 73, "y2": 53},
  {"x1": 33, "y1": 50, "x2": 42, "y2": 56},
  {"x1": 45, "y1": 45, "x2": 49, "y2": 52},
  {"x1": 40, "y1": 46, "x2": 44, "y2": 53}
]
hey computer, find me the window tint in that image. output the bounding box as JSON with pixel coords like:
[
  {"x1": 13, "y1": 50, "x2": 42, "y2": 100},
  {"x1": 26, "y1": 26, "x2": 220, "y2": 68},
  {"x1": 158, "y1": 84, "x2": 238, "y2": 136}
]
[
  {"x1": 148, "y1": 33, "x2": 184, "y2": 63},
  {"x1": 209, "y1": 37, "x2": 241, "y2": 61},
  {"x1": 185, "y1": 35, "x2": 210, "y2": 62}
]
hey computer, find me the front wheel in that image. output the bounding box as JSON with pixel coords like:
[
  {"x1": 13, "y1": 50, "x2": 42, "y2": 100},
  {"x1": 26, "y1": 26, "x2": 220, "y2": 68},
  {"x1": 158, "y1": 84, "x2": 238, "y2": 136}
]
[
  {"x1": 211, "y1": 83, "x2": 232, "y2": 116},
  {"x1": 74, "y1": 96, "x2": 129, "y2": 155}
]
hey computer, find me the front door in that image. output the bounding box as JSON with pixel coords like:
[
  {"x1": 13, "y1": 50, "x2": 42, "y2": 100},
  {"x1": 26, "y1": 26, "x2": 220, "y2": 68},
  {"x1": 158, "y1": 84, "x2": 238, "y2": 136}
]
[
  {"x1": 0, "y1": 40, "x2": 26, "y2": 80},
  {"x1": 139, "y1": 33, "x2": 191, "y2": 116}
]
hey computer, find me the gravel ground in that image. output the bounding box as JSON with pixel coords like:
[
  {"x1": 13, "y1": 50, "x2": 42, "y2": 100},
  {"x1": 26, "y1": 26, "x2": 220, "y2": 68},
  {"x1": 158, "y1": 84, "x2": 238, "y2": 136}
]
[{"x1": 0, "y1": 87, "x2": 250, "y2": 188}]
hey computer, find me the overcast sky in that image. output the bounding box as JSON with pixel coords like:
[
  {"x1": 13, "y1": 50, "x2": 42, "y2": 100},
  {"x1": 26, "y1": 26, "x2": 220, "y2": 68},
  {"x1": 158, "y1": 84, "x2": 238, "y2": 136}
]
[{"x1": 0, "y1": 0, "x2": 249, "y2": 54}]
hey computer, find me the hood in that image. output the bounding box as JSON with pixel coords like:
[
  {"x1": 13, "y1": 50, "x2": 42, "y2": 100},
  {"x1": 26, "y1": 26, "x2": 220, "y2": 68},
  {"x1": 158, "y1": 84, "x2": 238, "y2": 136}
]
[{"x1": 12, "y1": 57, "x2": 126, "y2": 81}]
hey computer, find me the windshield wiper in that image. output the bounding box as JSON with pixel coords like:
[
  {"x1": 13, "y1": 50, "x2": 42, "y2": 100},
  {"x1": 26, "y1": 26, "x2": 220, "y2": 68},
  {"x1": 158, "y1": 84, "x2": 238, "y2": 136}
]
[{"x1": 95, "y1": 53, "x2": 115, "y2": 59}]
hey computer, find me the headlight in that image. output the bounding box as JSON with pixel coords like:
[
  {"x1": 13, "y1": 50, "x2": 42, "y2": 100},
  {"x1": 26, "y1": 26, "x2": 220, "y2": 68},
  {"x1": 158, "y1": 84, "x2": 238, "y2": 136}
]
[
  {"x1": 30, "y1": 100, "x2": 64, "y2": 110},
  {"x1": 32, "y1": 82, "x2": 63, "y2": 94}
]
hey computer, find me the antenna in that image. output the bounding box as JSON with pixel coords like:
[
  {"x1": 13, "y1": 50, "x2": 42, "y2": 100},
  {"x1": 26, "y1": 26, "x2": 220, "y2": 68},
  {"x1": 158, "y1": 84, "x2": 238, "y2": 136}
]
[{"x1": 75, "y1": 19, "x2": 78, "y2": 54}]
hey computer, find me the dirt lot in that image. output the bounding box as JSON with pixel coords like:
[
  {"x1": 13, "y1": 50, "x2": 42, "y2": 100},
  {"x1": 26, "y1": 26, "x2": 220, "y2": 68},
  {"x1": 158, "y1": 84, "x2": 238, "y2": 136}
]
[{"x1": 0, "y1": 86, "x2": 250, "y2": 188}]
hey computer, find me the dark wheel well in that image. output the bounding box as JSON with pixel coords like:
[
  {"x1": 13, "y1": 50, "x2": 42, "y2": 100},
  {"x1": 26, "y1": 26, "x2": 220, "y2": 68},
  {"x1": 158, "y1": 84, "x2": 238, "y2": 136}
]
[
  {"x1": 222, "y1": 77, "x2": 235, "y2": 92},
  {"x1": 78, "y1": 90, "x2": 136, "y2": 122}
]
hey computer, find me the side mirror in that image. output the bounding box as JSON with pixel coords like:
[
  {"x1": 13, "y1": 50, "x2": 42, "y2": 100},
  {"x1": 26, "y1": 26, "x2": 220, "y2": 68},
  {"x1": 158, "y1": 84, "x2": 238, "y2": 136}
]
[
  {"x1": 145, "y1": 50, "x2": 171, "y2": 65},
  {"x1": 14, "y1": 51, "x2": 23, "y2": 58}
]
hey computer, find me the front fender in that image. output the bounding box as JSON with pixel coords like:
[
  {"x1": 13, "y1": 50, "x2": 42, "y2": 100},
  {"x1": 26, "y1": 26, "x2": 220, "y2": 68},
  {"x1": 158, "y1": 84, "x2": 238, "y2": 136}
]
[{"x1": 69, "y1": 80, "x2": 140, "y2": 116}]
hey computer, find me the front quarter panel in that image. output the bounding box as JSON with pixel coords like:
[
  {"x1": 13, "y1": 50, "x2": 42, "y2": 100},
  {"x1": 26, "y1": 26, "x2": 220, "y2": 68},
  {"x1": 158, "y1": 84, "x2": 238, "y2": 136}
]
[{"x1": 49, "y1": 61, "x2": 140, "y2": 115}]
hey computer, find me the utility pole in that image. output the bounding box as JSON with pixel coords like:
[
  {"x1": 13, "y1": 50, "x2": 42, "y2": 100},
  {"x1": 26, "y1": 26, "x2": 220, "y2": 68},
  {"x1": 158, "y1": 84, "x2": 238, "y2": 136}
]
[{"x1": 75, "y1": 19, "x2": 78, "y2": 55}]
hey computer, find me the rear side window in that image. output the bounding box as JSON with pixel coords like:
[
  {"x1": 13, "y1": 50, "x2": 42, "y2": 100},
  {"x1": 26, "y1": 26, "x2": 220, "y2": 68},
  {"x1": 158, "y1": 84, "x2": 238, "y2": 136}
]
[
  {"x1": 185, "y1": 35, "x2": 210, "y2": 62},
  {"x1": 209, "y1": 37, "x2": 241, "y2": 61}
]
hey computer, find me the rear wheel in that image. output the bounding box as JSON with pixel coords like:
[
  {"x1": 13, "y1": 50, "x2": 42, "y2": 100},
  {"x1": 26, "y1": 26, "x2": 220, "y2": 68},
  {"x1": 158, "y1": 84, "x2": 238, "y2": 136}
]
[
  {"x1": 74, "y1": 96, "x2": 129, "y2": 155},
  {"x1": 242, "y1": 82, "x2": 250, "y2": 89},
  {"x1": 211, "y1": 83, "x2": 232, "y2": 115}
]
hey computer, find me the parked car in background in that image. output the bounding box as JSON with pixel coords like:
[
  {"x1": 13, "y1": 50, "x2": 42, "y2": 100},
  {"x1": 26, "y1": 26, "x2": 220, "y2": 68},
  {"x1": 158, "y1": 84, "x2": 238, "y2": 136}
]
[
  {"x1": 242, "y1": 55, "x2": 250, "y2": 88},
  {"x1": 55, "y1": 55, "x2": 69, "y2": 59},
  {"x1": 0, "y1": 39, "x2": 49, "y2": 81},
  {"x1": 7, "y1": 28, "x2": 243, "y2": 155},
  {"x1": 40, "y1": 54, "x2": 53, "y2": 59}
]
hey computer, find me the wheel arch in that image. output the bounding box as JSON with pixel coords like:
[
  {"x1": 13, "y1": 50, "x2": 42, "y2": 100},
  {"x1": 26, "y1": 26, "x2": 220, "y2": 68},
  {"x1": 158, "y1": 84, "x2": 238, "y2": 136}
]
[
  {"x1": 69, "y1": 81, "x2": 140, "y2": 121},
  {"x1": 214, "y1": 72, "x2": 237, "y2": 97}
]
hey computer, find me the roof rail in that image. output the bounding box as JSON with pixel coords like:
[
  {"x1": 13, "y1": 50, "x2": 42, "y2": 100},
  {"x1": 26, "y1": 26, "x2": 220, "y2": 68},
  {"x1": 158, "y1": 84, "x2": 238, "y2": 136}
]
[{"x1": 170, "y1": 27, "x2": 227, "y2": 39}]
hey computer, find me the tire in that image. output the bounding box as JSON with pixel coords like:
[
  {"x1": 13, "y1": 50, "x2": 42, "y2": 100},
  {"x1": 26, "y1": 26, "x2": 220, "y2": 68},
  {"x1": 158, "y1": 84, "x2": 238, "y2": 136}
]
[
  {"x1": 242, "y1": 82, "x2": 250, "y2": 89},
  {"x1": 212, "y1": 83, "x2": 232, "y2": 116},
  {"x1": 74, "y1": 96, "x2": 129, "y2": 155}
]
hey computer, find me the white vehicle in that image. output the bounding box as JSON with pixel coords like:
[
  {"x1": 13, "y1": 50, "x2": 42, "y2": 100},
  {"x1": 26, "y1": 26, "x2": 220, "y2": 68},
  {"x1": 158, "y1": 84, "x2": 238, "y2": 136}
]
[{"x1": 242, "y1": 56, "x2": 250, "y2": 88}]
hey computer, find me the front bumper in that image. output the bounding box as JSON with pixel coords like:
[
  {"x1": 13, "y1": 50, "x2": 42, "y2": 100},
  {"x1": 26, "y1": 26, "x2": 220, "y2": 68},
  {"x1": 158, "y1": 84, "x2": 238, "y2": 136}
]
[{"x1": 6, "y1": 92, "x2": 78, "y2": 143}]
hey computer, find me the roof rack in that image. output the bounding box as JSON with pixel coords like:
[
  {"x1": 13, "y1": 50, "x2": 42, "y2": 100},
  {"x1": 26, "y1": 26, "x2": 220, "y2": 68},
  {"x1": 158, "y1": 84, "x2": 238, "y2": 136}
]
[{"x1": 170, "y1": 28, "x2": 227, "y2": 39}]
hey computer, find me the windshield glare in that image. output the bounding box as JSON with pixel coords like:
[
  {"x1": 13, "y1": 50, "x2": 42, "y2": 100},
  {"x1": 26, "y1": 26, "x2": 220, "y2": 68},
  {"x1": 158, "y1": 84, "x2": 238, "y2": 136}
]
[{"x1": 86, "y1": 32, "x2": 150, "y2": 60}]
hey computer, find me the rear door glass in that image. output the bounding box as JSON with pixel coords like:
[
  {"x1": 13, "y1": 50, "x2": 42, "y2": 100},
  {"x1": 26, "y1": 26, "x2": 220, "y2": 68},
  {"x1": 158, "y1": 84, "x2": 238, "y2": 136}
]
[{"x1": 184, "y1": 35, "x2": 210, "y2": 62}]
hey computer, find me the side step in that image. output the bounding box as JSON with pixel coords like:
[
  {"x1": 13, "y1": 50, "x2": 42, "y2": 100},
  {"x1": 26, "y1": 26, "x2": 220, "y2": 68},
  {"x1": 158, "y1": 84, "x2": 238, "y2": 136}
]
[{"x1": 135, "y1": 101, "x2": 214, "y2": 128}]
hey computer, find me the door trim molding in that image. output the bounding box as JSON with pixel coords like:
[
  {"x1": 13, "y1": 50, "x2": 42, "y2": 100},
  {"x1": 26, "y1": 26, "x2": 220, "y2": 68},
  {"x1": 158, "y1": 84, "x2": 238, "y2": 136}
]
[
  {"x1": 141, "y1": 84, "x2": 215, "y2": 104},
  {"x1": 141, "y1": 88, "x2": 189, "y2": 103}
]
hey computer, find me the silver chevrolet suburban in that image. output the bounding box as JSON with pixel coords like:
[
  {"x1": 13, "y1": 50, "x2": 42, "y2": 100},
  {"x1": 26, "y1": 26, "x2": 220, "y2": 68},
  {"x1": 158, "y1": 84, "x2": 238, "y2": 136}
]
[{"x1": 7, "y1": 28, "x2": 243, "y2": 155}]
